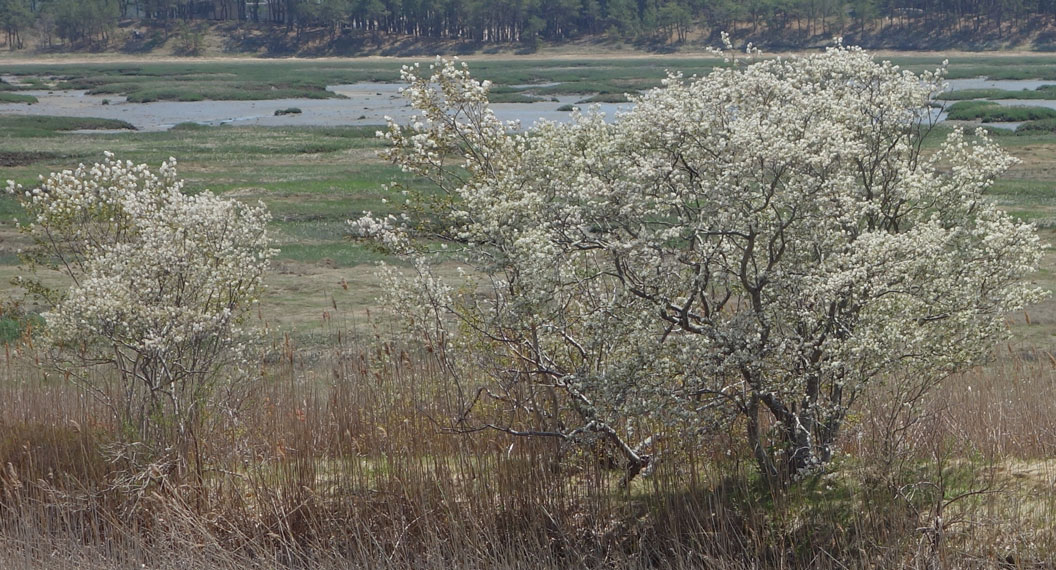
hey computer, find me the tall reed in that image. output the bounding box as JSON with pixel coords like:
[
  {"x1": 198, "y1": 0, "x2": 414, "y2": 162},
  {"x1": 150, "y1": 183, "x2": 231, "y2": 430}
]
[{"x1": 2, "y1": 325, "x2": 1055, "y2": 569}]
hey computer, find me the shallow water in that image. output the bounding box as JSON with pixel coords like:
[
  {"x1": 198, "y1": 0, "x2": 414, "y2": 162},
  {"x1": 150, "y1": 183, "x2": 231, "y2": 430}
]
[
  {"x1": 0, "y1": 82, "x2": 627, "y2": 132},
  {"x1": 935, "y1": 79, "x2": 1056, "y2": 130},
  {"x1": 0, "y1": 78, "x2": 1048, "y2": 133}
]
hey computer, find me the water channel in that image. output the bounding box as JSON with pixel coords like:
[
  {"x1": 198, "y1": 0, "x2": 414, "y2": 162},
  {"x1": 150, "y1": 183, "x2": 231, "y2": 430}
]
[{"x1": 0, "y1": 77, "x2": 1052, "y2": 132}]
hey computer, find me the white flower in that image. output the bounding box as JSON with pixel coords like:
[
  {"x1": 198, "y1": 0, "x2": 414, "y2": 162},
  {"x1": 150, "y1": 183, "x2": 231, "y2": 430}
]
[
  {"x1": 362, "y1": 50, "x2": 1044, "y2": 480},
  {"x1": 16, "y1": 153, "x2": 274, "y2": 437}
]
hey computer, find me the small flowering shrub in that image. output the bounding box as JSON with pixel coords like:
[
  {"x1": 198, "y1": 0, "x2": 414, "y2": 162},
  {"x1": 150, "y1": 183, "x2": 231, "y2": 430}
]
[
  {"x1": 357, "y1": 48, "x2": 1044, "y2": 483},
  {"x1": 10, "y1": 153, "x2": 272, "y2": 448}
]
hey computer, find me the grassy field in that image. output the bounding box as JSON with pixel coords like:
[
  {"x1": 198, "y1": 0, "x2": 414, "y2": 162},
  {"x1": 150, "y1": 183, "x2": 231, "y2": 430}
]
[
  {"x1": 0, "y1": 118, "x2": 416, "y2": 336},
  {"x1": 2, "y1": 54, "x2": 1056, "y2": 347},
  {"x1": 2, "y1": 54, "x2": 1056, "y2": 568}
]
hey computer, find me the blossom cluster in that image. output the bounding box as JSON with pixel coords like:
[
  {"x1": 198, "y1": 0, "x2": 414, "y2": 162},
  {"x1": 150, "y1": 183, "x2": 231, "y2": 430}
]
[
  {"x1": 10, "y1": 153, "x2": 273, "y2": 395},
  {"x1": 358, "y1": 48, "x2": 1044, "y2": 479}
]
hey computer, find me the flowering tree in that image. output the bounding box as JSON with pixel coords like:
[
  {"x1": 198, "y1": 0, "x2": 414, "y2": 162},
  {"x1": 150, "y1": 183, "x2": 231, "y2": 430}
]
[
  {"x1": 10, "y1": 153, "x2": 272, "y2": 449},
  {"x1": 355, "y1": 49, "x2": 1043, "y2": 482}
]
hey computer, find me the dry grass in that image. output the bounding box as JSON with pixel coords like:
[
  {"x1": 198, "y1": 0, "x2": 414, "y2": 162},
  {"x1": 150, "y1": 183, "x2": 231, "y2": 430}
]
[{"x1": 1, "y1": 320, "x2": 1054, "y2": 569}]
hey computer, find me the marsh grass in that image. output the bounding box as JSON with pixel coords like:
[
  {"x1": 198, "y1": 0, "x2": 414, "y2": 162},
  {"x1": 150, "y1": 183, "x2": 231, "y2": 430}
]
[
  {"x1": 0, "y1": 115, "x2": 135, "y2": 137},
  {"x1": 0, "y1": 93, "x2": 37, "y2": 104},
  {"x1": 946, "y1": 100, "x2": 1056, "y2": 121},
  {"x1": 939, "y1": 85, "x2": 1056, "y2": 100},
  {"x1": 888, "y1": 54, "x2": 1056, "y2": 79},
  {"x1": 3, "y1": 61, "x2": 399, "y2": 103},
  {"x1": 1, "y1": 319, "x2": 1054, "y2": 569},
  {"x1": 1015, "y1": 117, "x2": 1056, "y2": 134},
  {"x1": 0, "y1": 58, "x2": 723, "y2": 106},
  {"x1": 10, "y1": 55, "x2": 1056, "y2": 108},
  {"x1": 576, "y1": 93, "x2": 631, "y2": 103}
]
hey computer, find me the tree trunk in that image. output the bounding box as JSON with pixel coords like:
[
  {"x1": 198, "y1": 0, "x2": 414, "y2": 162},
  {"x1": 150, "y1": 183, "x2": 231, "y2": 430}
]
[
  {"x1": 750, "y1": 381, "x2": 846, "y2": 484},
  {"x1": 747, "y1": 394, "x2": 779, "y2": 482}
]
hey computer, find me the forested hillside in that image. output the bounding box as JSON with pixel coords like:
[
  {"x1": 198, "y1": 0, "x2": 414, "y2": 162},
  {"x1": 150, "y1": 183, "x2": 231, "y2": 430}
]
[{"x1": 2, "y1": 0, "x2": 1055, "y2": 53}]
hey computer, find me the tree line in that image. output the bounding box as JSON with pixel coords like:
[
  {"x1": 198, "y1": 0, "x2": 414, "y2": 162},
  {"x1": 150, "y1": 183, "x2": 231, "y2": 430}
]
[{"x1": 3, "y1": 0, "x2": 1056, "y2": 49}]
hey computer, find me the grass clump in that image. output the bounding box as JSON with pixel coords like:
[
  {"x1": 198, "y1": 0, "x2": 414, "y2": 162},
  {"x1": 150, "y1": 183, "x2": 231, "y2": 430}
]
[
  {"x1": 169, "y1": 121, "x2": 214, "y2": 131},
  {"x1": 946, "y1": 100, "x2": 1056, "y2": 122},
  {"x1": 0, "y1": 92, "x2": 38, "y2": 104},
  {"x1": 489, "y1": 92, "x2": 547, "y2": 103},
  {"x1": 938, "y1": 88, "x2": 1013, "y2": 100},
  {"x1": 938, "y1": 85, "x2": 1056, "y2": 100},
  {"x1": 275, "y1": 107, "x2": 302, "y2": 116},
  {"x1": 1016, "y1": 118, "x2": 1056, "y2": 134},
  {"x1": 575, "y1": 93, "x2": 630, "y2": 103},
  {"x1": 0, "y1": 115, "x2": 135, "y2": 136}
]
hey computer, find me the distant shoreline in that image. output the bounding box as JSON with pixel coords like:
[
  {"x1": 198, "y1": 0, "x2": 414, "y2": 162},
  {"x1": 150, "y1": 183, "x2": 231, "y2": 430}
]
[{"x1": 4, "y1": 48, "x2": 1056, "y2": 67}]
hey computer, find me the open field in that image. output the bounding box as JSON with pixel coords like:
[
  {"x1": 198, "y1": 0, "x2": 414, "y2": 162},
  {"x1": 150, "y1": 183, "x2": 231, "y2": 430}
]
[
  {"x1": 2, "y1": 54, "x2": 1056, "y2": 568},
  {"x1": 3, "y1": 123, "x2": 1055, "y2": 343},
  {"x1": 2, "y1": 55, "x2": 1056, "y2": 363}
]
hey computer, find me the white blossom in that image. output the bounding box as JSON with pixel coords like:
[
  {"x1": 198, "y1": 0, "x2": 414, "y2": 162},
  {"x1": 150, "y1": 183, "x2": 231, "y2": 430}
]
[
  {"x1": 357, "y1": 48, "x2": 1044, "y2": 482},
  {"x1": 11, "y1": 154, "x2": 274, "y2": 443}
]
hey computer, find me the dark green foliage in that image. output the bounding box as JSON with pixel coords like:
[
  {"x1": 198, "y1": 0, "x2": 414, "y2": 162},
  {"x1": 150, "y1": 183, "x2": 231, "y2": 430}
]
[
  {"x1": 44, "y1": 0, "x2": 119, "y2": 46},
  {"x1": 0, "y1": 313, "x2": 40, "y2": 343},
  {"x1": 0, "y1": 299, "x2": 42, "y2": 344},
  {"x1": 0, "y1": 317, "x2": 20, "y2": 343},
  {"x1": 1, "y1": 0, "x2": 1055, "y2": 52}
]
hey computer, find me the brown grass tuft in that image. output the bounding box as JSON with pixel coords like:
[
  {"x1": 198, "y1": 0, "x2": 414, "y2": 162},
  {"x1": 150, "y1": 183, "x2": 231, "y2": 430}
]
[{"x1": 1, "y1": 331, "x2": 1055, "y2": 569}]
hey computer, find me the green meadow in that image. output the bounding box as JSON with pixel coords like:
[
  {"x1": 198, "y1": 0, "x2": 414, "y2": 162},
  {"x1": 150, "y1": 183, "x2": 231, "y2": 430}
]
[
  {"x1": 0, "y1": 118, "x2": 415, "y2": 336},
  {"x1": 5, "y1": 54, "x2": 1056, "y2": 342}
]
